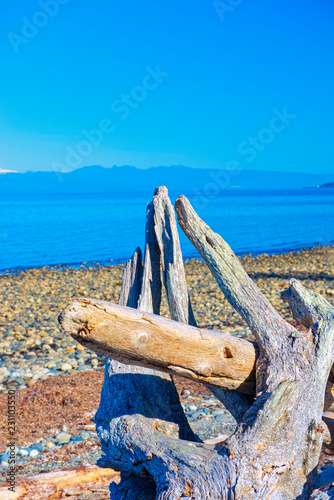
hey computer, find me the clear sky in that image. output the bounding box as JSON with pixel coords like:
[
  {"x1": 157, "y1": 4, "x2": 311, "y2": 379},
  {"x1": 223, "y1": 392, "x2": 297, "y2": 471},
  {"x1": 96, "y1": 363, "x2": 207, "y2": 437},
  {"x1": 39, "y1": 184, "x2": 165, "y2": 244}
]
[{"x1": 1, "y1": 0, "x2": 333, "y2": 174}]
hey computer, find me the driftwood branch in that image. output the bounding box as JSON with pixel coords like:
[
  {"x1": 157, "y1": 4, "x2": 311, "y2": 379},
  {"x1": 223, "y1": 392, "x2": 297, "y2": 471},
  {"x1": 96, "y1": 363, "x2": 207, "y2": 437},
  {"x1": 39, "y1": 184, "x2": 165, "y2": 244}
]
[
  {"x1": 282, "y1": 278, "x2": 334, "y2": 329},
  {"x1": 175, "y1": 195, "x2": 294, "y2": 347},
  {"x1": 175, "y1": 195, "x2": 304, "y2": 398},
  {"x1": 59, "y1": 298, "x2": 257, "y2": 393},
  {"x1": 153, "y1": 186, "x2": 250, "y2": 419}
]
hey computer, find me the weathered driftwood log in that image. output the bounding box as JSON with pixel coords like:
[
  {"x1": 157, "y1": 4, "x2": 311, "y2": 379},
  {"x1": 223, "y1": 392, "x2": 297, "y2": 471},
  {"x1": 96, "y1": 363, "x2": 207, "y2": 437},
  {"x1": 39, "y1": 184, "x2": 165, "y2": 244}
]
[
  {"x1": 59, "y1": 294, "x2": 334, "y2": 412},
  {"x1": 59, "y1": 187, "x2": 334, "y2": 499},
  {"x1": 60, "y1": 299, "x2": 257, "y2": 393},
  {"x1": 0, "y1": 465, "x2": 119, "y2": 500}
]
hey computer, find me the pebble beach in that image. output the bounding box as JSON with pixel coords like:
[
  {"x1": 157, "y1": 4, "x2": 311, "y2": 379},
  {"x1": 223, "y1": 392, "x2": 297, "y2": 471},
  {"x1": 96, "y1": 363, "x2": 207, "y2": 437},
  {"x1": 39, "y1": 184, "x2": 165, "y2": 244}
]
[
  {"x1": 1, "y1": 245, "x2": 334, "y2": 394},
  {"x1": 0, "y1": 245, "x2": 334, "y2": 480}
]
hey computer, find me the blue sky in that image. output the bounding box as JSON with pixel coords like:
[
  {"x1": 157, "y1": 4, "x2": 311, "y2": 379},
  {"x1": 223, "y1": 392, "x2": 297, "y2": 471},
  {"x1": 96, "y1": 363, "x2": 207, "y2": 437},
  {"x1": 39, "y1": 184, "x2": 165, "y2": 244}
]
[{"x1": 0, "y1": 0, "x2": 333, "y2": 174}]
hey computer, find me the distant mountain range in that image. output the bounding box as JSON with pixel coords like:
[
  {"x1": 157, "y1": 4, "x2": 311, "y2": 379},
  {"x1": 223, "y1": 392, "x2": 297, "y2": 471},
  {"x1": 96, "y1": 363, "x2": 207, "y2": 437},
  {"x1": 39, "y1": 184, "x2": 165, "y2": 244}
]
[
  {"x1": 304, "y1": 181, "x2": 334, "y2": 189},
  {"x1": 0, "y1": 165, "x2": 333, "y2": 194},
  {"x1": 320, "y1": 182, "x2": 334, "y2": 188}
]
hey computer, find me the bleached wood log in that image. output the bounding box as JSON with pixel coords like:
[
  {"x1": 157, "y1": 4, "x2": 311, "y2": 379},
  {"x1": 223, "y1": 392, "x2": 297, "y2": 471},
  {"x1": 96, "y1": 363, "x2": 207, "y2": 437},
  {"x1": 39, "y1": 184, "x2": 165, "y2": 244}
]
[
  {"x1": 59, "y1": 298, "x2": 257, "y2": 393},
  {"x1": 59, "y1": 295, "x2": 334, "y2": 428},
  {"x1": 0, "y1": 465, "x2": 119, "y2": 500},
  {"x1": 281, "y1": 278, "x2": 334, "y2": 329}
]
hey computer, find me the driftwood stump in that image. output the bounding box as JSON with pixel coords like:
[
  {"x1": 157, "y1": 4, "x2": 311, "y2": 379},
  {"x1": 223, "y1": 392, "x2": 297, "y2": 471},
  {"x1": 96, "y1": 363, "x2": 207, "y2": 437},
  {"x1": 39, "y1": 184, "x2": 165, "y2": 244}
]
[{"x1": 59, "y1": 186, "x2": 334, "y2": 499}]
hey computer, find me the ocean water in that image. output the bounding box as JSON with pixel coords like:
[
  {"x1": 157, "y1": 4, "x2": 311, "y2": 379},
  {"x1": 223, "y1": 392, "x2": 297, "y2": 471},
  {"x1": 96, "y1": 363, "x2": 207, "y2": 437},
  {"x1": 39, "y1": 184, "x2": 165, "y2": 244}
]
[{"x1": 0, "y1": 189, "x2": 333, "y2": 272}]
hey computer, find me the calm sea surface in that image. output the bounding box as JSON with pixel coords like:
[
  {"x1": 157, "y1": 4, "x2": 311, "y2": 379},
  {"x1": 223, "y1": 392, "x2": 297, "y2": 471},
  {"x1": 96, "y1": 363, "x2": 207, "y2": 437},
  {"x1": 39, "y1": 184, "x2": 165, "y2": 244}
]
[{"x1": 0, "y1": 189, "x2": 333, "y2": 272}]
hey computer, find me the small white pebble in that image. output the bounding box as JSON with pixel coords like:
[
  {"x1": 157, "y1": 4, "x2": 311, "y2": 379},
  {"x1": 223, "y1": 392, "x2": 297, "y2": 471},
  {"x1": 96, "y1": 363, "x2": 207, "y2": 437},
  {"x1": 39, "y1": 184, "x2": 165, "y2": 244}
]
[
  {"x1": 18, "y1": 449, "x2": 28, "y2": 457},
  {"x1": 60, "y1": 363, "x2": 72, "y2": 371}
]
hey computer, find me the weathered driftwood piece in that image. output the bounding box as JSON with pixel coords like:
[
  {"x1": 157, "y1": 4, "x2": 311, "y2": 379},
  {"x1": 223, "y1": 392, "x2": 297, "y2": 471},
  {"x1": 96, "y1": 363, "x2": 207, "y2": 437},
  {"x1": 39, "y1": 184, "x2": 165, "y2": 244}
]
[
  {"x1": 324, "y1": 382, "x2": 334, "y2": 413},
  {"x1": 60, "y1": 188, "x2": 334, "y2": 499},
  {"x1": 60, "y1": 298, "x2": 256, "y2": 393},
  {"x1": 60, "y1": 295, "x2": 334, "y2": 437},
  {"x1": 322, "y1": 415, "x2": 334, "y2": 451},
  {"x1": 0, "y1": 465, "x2": 119, "y2": 500},
  {"x1": 153, "y1": 186, "x2": 254, "y2": 419},
  {"x1": 153, "y1": 185, "x2": 196, "y2": 326},
  {"x1": 175, "y1": 194, "x2": 299, "y2": 395},
  {"x1": 151, "y1": 186, "x2": 252, "y2": 421},
  {"x1": 138, "y1": 199, "x2": 161, "y2": 314},
  {"x1": 89, "y1": 189, "x2": 198, "y2": 499},
  {"x1": 94, "y1": 247, "x2": 193, "y2": 441}
]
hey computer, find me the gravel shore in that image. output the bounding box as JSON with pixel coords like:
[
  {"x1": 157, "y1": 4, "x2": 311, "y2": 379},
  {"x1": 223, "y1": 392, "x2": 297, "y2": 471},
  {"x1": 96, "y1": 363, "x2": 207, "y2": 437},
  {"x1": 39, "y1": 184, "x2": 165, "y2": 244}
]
[{"x1": 1, "y1": 245, "x2": 333, "y2": 394}]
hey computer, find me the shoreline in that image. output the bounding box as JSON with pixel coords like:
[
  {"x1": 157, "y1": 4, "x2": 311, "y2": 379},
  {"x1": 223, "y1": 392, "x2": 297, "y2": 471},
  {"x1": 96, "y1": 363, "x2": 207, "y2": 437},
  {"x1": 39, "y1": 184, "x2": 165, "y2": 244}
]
[
  {"x1": 1, "y1": 242, "x2": 333, "y2": 276},
  {"x1": 0, "y1": 245, "x2": 333, "y2": 393}
]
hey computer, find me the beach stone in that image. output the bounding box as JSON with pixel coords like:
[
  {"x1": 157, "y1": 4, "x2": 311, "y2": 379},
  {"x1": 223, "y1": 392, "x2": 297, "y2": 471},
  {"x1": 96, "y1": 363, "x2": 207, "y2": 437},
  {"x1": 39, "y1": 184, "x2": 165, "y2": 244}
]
[
  {"x1": 30, "y1": 442, "x2": 45, "y2": 451},
  {"x1": 14, "y1": 325, "x2": 25, "y2": 333},
  {"x1": 57, "y1": 439, "x2": 70, "y2": 445},
  {"x1": 17, "y1": 448, "x2": 29, "y2": 457},
  {"x1": 60, "y1": 363, "x2": 72, "y2": 372},
  {"x1": 46, "y1": 441, "x2": 55, "y2": 449},
  {"x1": 80, "y1": 431, "x2": 90, "y2": 439},
  {"x1": 181, "y1": 390, "x2": 191, "y2": 396},
  {"x1": 190, "y1": 411, "x2": 202, "y2": 419},
  {"x1": 25, "y1": 353, "x2": 36, "y2": 359},
  {"x1": 212, "y1": 409, "x2": 226, "y2": 416},
  {"x1": 70, "y1": 435, "x2": 84, "y2": 443},
  {"x1": 77, "y1": 364, "x2": 91, "y2": 371},
  {"x1": 188, "y1": 405, "x2": 197, "y2": 411},
  {"x1": 55, "y1": 432, "x2": 71, "y2": 443},
  {"x1": 29, "y1": 449, "x2": 39, "y2": 458},
  {"x1": 215, "y1": 414, "x2": 227, "y2": 422}
]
